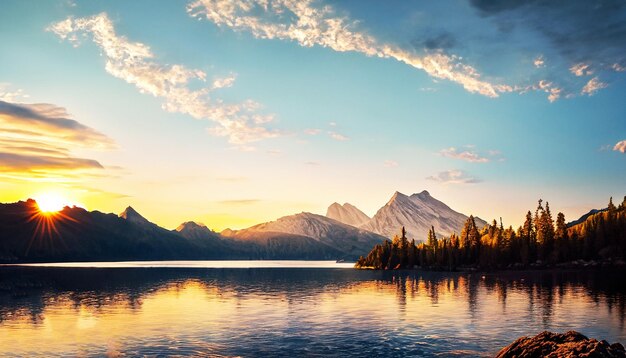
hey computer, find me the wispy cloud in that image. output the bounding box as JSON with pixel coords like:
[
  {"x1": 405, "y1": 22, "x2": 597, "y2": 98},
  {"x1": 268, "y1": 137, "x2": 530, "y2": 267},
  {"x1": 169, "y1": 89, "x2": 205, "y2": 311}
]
[
  {"x1": 426, "y1": 169, "x2": 481, "y2": 184},
  {"x1": 304, "y1": 128, "x2": 321, "y2": 135},
  {"x1": 581, "y1": 77, "x2": 608, "y2": 96},
  {"x1": 0, "y1": 83, "x2": 29, "y2": 102},
  {"x1": 383, "y1": 160, "x2": 398, "y2": 167},
  {"x1": 304, "y1": 161, "x2": 320, "y2": 166},
  {"x1": 0, "y1": 98, "x2": 114, "y2": 182},
  {"x1": 536, "y1": 80, "x2": 562, "y2": 103},
  {"x1": 49, "y1": 13, "x2": 278, "y2": 148},
  {"x1": 614, "y1": 140, "x2": 626, "y2": 153},
  {"x1": 533, "y1": 55, "x2": 545, "y2": 68},
  {"x1": 187, "y1": 0, "x2": 520, "y2": 99},
  {"x1": 439, "y1": 147, "x2": 489, "y2": 163},
  {"x1": 211, "y1": 73, "x2": 237, "y2": 89},
  {"x1": 217, "y1": 199, "x2": 260, "y2": 205},
  {"x1": 328, "y1": 131, "x2": 349, "y2": 141},
  {"x1": 570, "y1": 63, "x2": 593, "y2": 77}
]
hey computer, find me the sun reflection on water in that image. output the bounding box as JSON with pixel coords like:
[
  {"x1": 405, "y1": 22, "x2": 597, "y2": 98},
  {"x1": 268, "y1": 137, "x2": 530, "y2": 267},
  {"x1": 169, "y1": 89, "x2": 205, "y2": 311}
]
[{"x1": 0, "y1": 269, "x2": 624, "y2": 357}]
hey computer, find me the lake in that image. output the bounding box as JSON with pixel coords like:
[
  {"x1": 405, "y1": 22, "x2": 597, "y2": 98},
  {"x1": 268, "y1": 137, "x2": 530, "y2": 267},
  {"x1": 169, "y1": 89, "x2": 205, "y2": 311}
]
[{"x1": 0, "y1": 261, "x2": 624, "y2": 357}]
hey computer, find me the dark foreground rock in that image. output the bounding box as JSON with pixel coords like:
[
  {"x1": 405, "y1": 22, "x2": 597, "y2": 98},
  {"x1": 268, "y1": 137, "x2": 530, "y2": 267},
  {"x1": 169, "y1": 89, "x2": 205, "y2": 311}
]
[{"x1": 496, "y1": 331, "x2": 626, "y2": 358}]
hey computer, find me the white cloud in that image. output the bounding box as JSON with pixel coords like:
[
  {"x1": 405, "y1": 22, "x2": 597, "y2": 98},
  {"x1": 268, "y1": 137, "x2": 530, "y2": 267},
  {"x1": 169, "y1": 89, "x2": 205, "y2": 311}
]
[
  {"x1": 612, "y1": 63, "x2": 626, "y2": 72},
  {"x1": 614, "y1": 140, "x2": 626, "y2": 153},
  {"x1": 426, "y1": 170, "x2": 480, "y2": 184},
  {"x1": 211, "y1": 73, "x2": 237, "y2": 89},
  {"x1": 0, "y1": 83, "x2": 28, "y2": 102},
  {"x1": 304, "y1": 128, "x2": 321, "y2": 135},
  {"x1": 328, "y1": 131, "x2": 349, "y2": 141},
  {"x1": 187, "y1": 0, "x2": 522, "y2": 99},
  {"x1": 439, "y1": 147, "x2": 489, "y2": 163},
  {"x1": 570, "y1": 62, "x2": 592, "y2": 77},
  {"x1": 533, "y1": 55, "x2": 545, "y2": 68},
  {"x1": 581, "y1": 77, "x2": 608, "y2": 96},
  {"x1": 537, "y1": 80, "x2": 562, "y2": 103},
  {"x1": 48, "y1": 13, "x2": 278, "y2": 148}
]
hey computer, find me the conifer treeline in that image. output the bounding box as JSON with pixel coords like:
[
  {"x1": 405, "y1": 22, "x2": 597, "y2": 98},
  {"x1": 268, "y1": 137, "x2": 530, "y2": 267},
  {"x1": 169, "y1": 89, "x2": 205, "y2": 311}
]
[{"x1": 355, "y1": 197, "x2": 626, "y2": 270}]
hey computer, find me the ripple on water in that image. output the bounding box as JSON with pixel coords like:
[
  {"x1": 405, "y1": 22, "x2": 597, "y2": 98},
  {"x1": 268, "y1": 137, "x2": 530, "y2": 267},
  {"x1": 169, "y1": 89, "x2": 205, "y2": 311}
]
[{"x1": 0, "y1": 267, "x2": 624, "y2": 357}]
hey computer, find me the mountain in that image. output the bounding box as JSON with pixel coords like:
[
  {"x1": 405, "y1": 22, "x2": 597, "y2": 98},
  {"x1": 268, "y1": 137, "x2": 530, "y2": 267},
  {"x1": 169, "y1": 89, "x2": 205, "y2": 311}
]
[
  {"x1": 0, "y1": 200, "x2": 370, "y2": 263},
  {"x1": 119, "y1": 206, "x2": 154, "y2": 227},
  {"x1": 360, "y1": 190, "x2": 487, "y2": 241},
  {"x1": 0, "y1": 200, "x2": 235, "y2": 263},
  {"x1": 567, "y1": 208, "x2": 607, "y2": 227},
  {"x1": 222, "y1": 212, "x2": 386, "y2": 258},
  {"x1": 326, "y1": 202, "x2": 370, "y2": 227},
  {"x1": 175, "y1": 221, "x2": 220, "y2": 240}
]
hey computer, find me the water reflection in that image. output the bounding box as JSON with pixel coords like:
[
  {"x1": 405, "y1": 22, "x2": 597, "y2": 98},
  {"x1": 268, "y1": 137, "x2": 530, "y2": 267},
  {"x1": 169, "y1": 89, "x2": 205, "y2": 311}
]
[{"x1": 0, "y1": 267, "x2": 625, "y2": 357}]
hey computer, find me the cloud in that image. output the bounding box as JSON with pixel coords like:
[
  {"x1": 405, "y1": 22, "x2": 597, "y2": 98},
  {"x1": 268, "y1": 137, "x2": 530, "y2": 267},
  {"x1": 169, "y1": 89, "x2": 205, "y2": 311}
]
[
  {"x1": 614, "y1": 140, "x2": 626, "y2": 153},
  {"x1": 49, "y1": 13, "x2": 278, "y2": 148},
  {"x1": 533, "y1": 55, "x2": 545, "y2": 68},
  {"x1": 328, "y1": 131, "x2": 349, "y2": 141},
  {"x1": 426, "y1": 170, "x2": 481, "y2": 184},
  {"x1": 211, "y1": 73, "x2": 237, "y2": 89},
  {"x1": 0, "y1": 153, "x2": 102, "y2": 171},
  {"x1": 304, "y1": 161, "x2": 320, "y2": 166},
  {"x1": 469, "y1": 0, "x2": 625, "y2": 96},
  {"x1": 383, "y1": 160, "x2": 398, "y2": 167},
  {"x1": 0, "y1": 98, "x2": 114, "y2": 182},
  {"x1": 581, "y1": 77, "x2": 608, "y2": 96},
  {"x1": 0, "y1": 100, "x2": 115, "y2": 149},
  {"x1": 418, "y1": 87, "x2": 437, "y2": 92},
  {"x1": 439, "y1": 147, "x2": 489, "y2": 163},
  {"x1": 570, "y1": 63, "x2": 592, "y2": 77},
  {"x1": 304, "y1": 128, "x2": 321, "y2": 135},
  {"x1": 187, "y1": 0, "x2": 520, "y2": 98},
  {"x1": 217, "y1": 199, "x2": 260, "y2": 205},
  {"x1": 215, "y1": 176, "x2": 249, "y2": 183},
  {"x1": 0, "y1": 83, "x2": 29, "y2": 102}
]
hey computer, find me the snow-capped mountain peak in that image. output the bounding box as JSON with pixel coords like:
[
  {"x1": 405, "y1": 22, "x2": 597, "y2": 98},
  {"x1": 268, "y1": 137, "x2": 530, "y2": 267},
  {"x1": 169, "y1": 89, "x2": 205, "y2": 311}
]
[
  {"x1": 326, "y1": 202, "x2": 370, "y2": 227},
  {"x1": 360, "y1": 190, "x2": 487, "y2": 241}
]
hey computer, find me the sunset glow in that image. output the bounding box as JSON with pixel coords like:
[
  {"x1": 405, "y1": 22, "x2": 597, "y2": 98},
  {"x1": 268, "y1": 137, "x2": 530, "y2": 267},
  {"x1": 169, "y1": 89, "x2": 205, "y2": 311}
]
[
  {"x1": 0, "y1": 0, "x2": 624, "y2": 231},
  {"x1": 34, "y1": 192, "x2": 74, "y2": 213}
]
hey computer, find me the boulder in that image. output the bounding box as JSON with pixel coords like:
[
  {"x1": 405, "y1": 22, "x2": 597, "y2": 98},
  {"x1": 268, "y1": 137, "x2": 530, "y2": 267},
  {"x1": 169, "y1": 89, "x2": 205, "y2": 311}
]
[{"x1": 496, "y1": 331, "x2": 625, "y2": 358}]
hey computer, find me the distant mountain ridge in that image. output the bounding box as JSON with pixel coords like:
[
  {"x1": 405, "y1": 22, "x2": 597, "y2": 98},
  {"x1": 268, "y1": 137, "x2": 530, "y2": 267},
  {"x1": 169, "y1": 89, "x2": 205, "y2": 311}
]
[
  {"x1": 221, "y1": 212, "x2": 385, "y2": 258},
  {"x1": 327, "y1": 190, "x2": 487, "y2": 242},
  {"x1": 0, "y1": 200, "x2": 382, "y2": 263}
]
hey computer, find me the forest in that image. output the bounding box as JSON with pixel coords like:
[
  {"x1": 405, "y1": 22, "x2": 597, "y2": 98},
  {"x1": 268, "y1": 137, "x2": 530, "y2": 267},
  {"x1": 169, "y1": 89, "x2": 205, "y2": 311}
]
[{"x1": 355, "y1": 196, "x2": 626, "y2": 270}]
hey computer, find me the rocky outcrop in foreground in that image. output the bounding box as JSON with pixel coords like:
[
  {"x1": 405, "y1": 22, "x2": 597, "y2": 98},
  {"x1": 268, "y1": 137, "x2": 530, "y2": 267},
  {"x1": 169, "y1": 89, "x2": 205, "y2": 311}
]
[{"x1": 496, "y1": 331, "x2": 625, "y2": 358}]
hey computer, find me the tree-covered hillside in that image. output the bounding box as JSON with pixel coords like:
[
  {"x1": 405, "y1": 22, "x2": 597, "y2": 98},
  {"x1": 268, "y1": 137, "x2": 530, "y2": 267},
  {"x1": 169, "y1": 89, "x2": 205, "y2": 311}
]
[{"x1": 356, "y1": 196, "x2": 626, "y2": 270}]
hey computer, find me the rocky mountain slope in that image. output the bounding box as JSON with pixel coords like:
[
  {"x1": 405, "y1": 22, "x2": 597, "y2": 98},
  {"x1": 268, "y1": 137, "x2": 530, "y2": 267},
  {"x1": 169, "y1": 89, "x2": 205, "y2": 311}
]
[
  {"x1": 221, "y1": 212, "x2": 385, "y2": 257},
  {"x1": 326, "y1": 202, "x2": 371, "y2": 227},
  {"x1": 359, "y1": 190, "x2": 487, "y2": 241}
]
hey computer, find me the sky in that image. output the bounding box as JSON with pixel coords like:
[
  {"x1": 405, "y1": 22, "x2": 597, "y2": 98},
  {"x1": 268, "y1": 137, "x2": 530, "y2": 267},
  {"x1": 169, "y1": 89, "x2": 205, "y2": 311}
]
[{"x1": 0, "y1": 0, "x2": 625, "y2": 232}]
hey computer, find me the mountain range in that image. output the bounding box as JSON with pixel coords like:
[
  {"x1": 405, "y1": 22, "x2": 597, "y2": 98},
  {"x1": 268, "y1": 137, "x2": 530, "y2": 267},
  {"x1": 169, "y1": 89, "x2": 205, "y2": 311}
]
[
  {"x1": 326, "y1": 190, "x2": 487, "y2": 241},
  {"x1": 0, "y1": 190, "x2": 487, "y2": 263},
  {"x1": 221, "y1": 212, "x2": 384, "y2": 257}
]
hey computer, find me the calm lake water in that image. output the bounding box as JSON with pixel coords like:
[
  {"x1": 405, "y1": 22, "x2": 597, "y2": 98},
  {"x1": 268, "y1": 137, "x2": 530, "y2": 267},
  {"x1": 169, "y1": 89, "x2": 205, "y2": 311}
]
[{"x1": 0, "y1": 262, "x2": 625, "y2": 357}]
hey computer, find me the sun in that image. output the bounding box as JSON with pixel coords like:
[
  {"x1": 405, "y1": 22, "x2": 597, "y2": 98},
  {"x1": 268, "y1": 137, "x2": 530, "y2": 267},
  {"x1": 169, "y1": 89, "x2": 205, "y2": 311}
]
[{"x1": 35, "y1": 192, "x2": 70, "y2": 213}]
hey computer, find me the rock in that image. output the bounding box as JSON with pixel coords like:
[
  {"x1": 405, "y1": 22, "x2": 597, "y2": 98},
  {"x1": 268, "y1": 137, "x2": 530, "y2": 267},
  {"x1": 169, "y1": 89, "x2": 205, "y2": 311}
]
[{"x1": 495, "y1": 331, "x2": 626, "y2": 358}]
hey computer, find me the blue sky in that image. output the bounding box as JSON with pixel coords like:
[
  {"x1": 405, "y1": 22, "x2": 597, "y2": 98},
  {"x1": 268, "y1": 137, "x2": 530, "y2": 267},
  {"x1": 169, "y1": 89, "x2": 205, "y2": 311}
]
[{"x1": 0, "y1": 0, "x2": 624, "y2": 231}]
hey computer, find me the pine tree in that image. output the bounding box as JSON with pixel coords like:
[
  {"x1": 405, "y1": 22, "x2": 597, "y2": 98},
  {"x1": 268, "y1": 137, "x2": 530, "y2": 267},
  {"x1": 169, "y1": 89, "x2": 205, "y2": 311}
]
[{"x1": 608, "y1": 197, "x2": 617, "y2": 212}]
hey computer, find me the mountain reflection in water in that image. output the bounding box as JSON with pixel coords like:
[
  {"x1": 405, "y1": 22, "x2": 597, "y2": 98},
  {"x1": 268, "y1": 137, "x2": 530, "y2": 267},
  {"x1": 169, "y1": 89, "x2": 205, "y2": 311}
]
[{"x1": 0, "y1": 266, "x2": 625, "y2": 357}]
